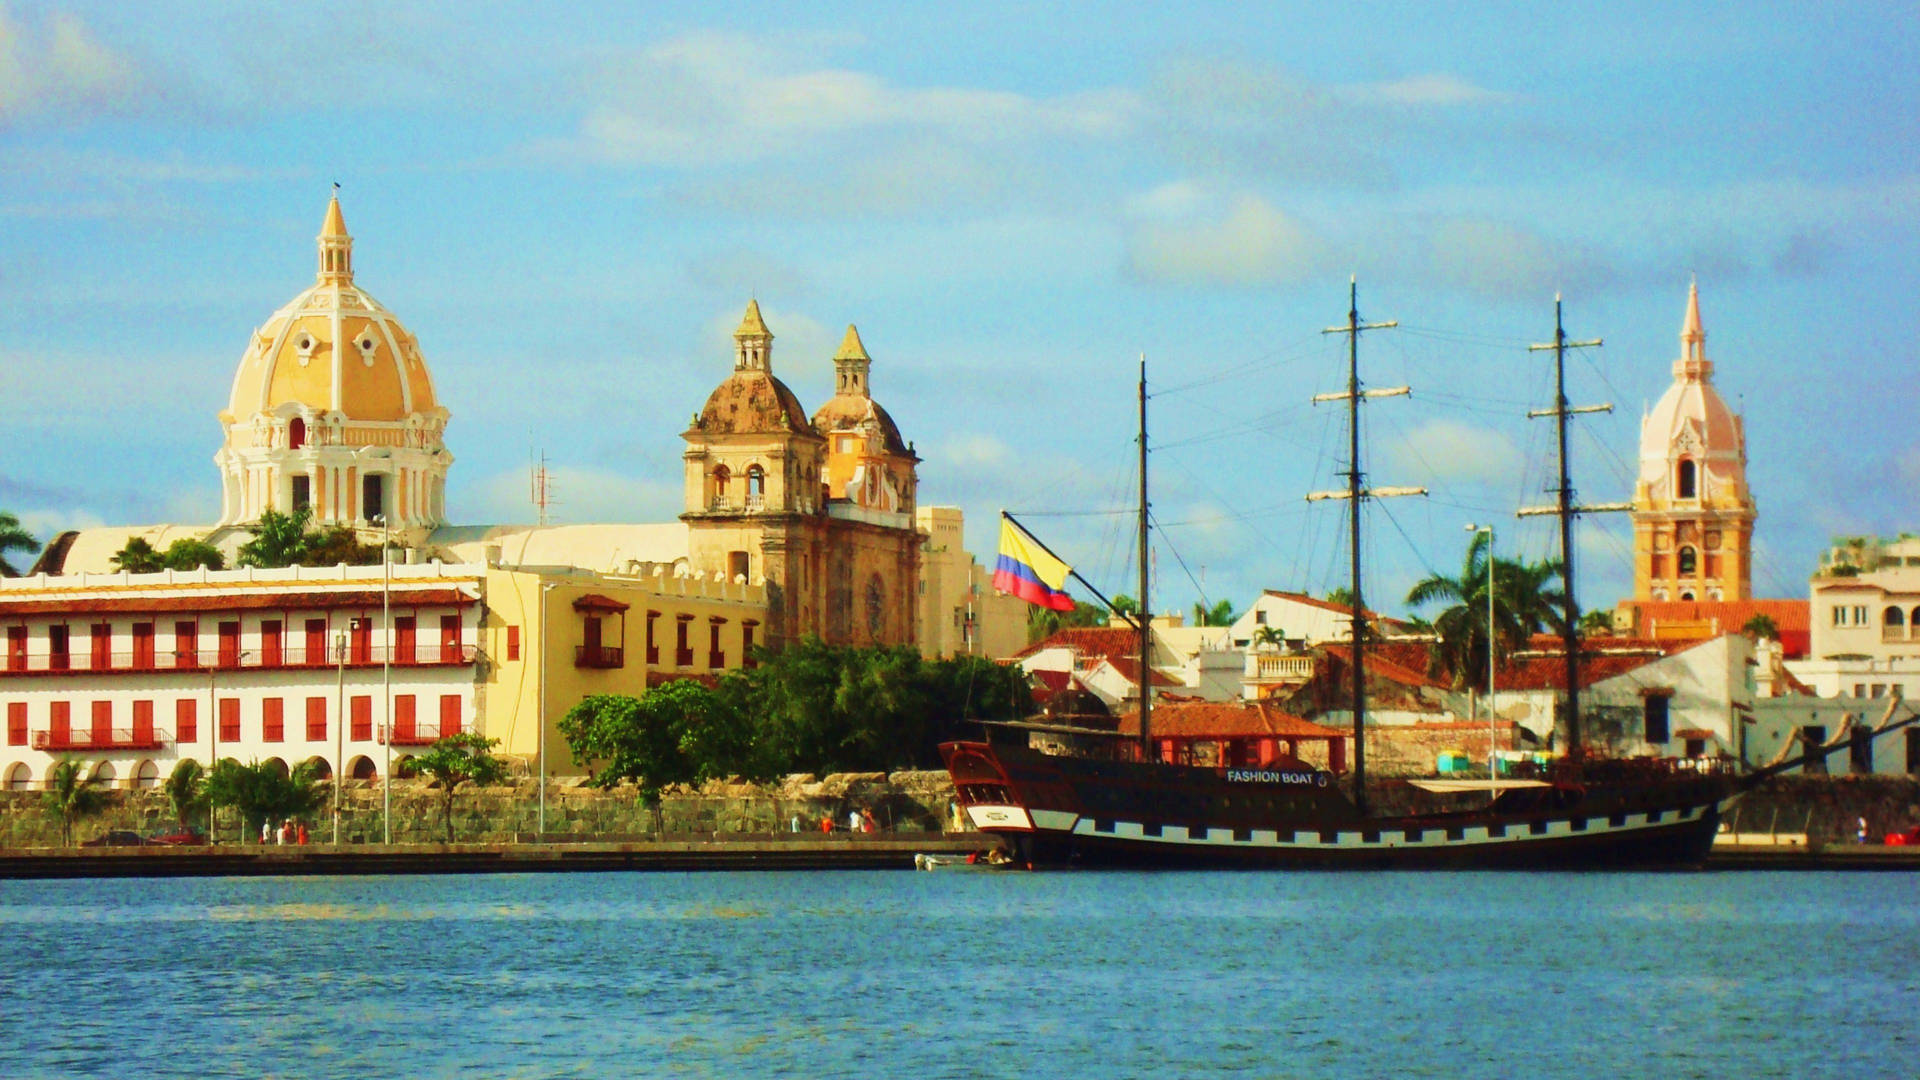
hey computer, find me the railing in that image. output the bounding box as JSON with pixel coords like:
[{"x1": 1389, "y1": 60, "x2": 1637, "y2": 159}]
[
  {"x1": 646, "y1": 646, "x2": 660, "y2": 665},
  {"x1": 1, "y1": 644, "x2": 477, "y2": 677},
  {"x1": 575, "y1": 645, "x2": 625, "y2": 669},
  {"x1": 675, "y1": 647, "x2": 694, "y2": 667},
  {"x1": 1249, "y1": 655, "x2": 1316, "y2": 680},
  {"x1": 1883, "y1": 628, "x2": 1911, "y2": 643},
  {"x1": 33, "y1": 727, "x2": 169, "y2": 751},
  {"x1": 377, "y1": 723, "x2": 460, "y2": 747},
  {"x1": 708, "y1": 651, "x2": 726, "y2": 668}
]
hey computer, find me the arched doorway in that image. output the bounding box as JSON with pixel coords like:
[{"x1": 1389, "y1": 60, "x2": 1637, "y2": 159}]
[
  {"x1": 303, "y1": 756, "x2": 332, "y2": 780},
  {"x1": 5, "y1": 763, "x2": 31, "y2": 791},
  {"x1": 134, "y1": 760, "x2": 160, "y2": 788},
  {"x1": 349, "y1": 755, "x2": 378, "y2": 780},
  {"x1": 91, "y1": 760, "x2": 117, "y2": 785},
  {"x1": 263, "y1": 757, "x2": 289, "y2": 779}
]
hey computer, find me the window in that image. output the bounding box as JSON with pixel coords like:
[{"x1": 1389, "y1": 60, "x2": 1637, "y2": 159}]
[
  {"x1": 506, "y1": 625, "x2": 520, "y2": 661},
  {"x1": 1677, "y1": 546, "x2": 1697, "y2": 576},
  {"x1": 288, "y1": 417, "x2": 306, "y2": 450},
  {"x1": 260, "y1": 620, "x2": 283, "y2": 667},
  {"x1": 90, "y1": 622, "x2": 112, "y2": 669},
  {"x1": 728, "y1": 550, "x2": 750, "y2": 581},
  {"x1": 291, "y1": 475, "x2": 311, "y2": 511},
  {"x1": 6, "y1": 702, "x2": 24, "y2": 746},
  {"x1": 90, "y1": 700, "x2": 111, "y2": 743},
  {"x1": 132, "y1": 700, "x2": 154, "y2": 744},
  {"x1": 49, "y1": 625, "x2": 69, "y2": 670},
  {"x1": 1833, "y1": 607, "x2": 1848, "y2": 627},
  {"x1": 675, "y1": 615, "x2": 693, "y2": 667},
  {"x1": 306, "y1": 697, "x2": 327, "y2": 742},
  {"x1": 440, "y1": 615, "x2": 461, "y2": 662},
  {"x1": 394, "y1": 617, "x2": 416, "y2": 665},
  {"x1": 132, "y1": 623, "x2": 154, "y2": 669},
  {"x1": 351, "y1": 618, "x2": 371, "y2": 663},
  {"x1": 393, "y1": 694, "x2": 416, "y2": 741},
  {"x1": 350, "y1": 695, "x2": 372, "y2": 741},
  {"x1": 646, "y1": 612, "x2": 660, "y2": 665},
  {"x1": 746, "y1": 465, "x2": 765, "y2": 503},
  {"x1": 440, "y1": 694, "x2": 461, "y2": 738},
  {"x1": 742, "y1": 621, "x2": 757, "y2": 667},
  {"x1": 305, "y1": 619, "x2": 327, "y2": 665},
  {"x1": 174, "y1": 621, "x2": 197, "y2": 667},
  {"x1": 262, "y1": 698, "x2": 284, "y2": 742},
  {"x1": 218, "y1": 698, "x2": 240, "y2": 743},
  {"x1": 7, "y1": 626, "x2": 27, "y2": 671},
  {"x1": 1800, "y1": 725, "x2": 1827, "y2": 774},
  {"x1": 176, "y1": 699, "x2": 197, "y2": 744},
  {"x1": 1854, "y1": 606, "x2": 1870, "y2": 625},
  {"x1": 709, "y1": 618, "x2": 725, "y2": 668},
  {"x1": 362, "y1": 473, "x2": 385, "y2": 522},
  {"x1": 1850, "y1": 727, "x2": 1873, "y2": 774},
  {"x1": 218, "y1": 621, "x2": 241, "y2": 667},
  {"x1": 1643, "y1": 695, "x2": 1670, "y2": 744},
  {"x1": 1255, "y1": 610, "x2": 1267, "y2": 625},
  {"x1": 50, "y1": 701, "x2": 70, "y2": 741},
  {"x1": 1677, "y1": 459, "x2": 1697, "y2": 498}
]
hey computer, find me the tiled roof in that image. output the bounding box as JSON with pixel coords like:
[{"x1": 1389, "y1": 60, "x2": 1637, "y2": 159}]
[
  {"x1": 1618, "y1": 598, "x2": 1811, "y2": 657},
  {"x1": 1013, "y1": 626, "x2": 1141, "y2": 662},
  {"x1": 1116, "y1": 701, "x2": 1344, "y2": 739},
  {"x1": 1318, "y1": 644, "x2": 1449, "y2": 690},
  {"x1": 1101, "y1": 655, "x2": 1180, "y2": 688},
  {"x1": 1259, "y1": 589, "x2": 1408, "y2": 631}
]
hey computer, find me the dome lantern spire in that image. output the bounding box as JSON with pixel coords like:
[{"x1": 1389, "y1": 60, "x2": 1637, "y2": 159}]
[
  {"x1": 318, "y1": 186, "x2": 353, "y2": 284},
  {"x1": 833, "y1": 324, "x2": 871, "y2": 397},
  {"x1": 1676, "y1": 275, "x2": 1710, "y2": 381},
  {"x1": 733, "y1": 298, "x2": 772, "y2": 372}
]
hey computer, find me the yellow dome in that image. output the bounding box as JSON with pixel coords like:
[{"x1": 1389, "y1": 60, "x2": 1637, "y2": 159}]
[{"x1": 222, "y1": 195, "x2": 439, "y2": 424}]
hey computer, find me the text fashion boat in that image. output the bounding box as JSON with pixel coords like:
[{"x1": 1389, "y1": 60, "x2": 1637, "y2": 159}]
[{"x1": 944, "y1": 286, "x2": 1915, "y2": 870}]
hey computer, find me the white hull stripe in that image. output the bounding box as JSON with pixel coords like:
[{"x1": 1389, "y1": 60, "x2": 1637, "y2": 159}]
[{"x1": 966, "y1": 801, "x2": 1719, "y2": 849}]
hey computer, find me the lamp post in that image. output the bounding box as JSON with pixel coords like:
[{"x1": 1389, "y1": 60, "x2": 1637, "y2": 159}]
[
  {"x1": 332, "y1": 629, "x2": 346, "y2": 845},
  {"x1": 1466, "y1": 523, "x2": 1497, "y2": 796},
  {"x1": 537, "y1": 581, "x2": 558, "y2": 840},
  {"x1": 373, "y1": 512, "x2": 392, "y2": 844},
  {"x1": 207, "y1": 647, "x2": 251, "y2": 841}
]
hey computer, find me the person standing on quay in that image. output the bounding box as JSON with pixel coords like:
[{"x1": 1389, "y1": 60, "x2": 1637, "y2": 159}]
[{"x1": 847, "y1": 808, "x2": 861, "y2": 833}]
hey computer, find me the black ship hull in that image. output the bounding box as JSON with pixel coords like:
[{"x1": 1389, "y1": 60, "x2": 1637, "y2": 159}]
[{"x1": 942, "y1": 739, "x2": 1732, "y2": 870}]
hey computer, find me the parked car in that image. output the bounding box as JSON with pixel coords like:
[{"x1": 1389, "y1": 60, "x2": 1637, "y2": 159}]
[
  {"x1": 1884, "y1": 825, "x2": 1920, "y2": 846},
  {"x1": 79, "y1": 830, "x2": 147, "y2": 847},
  {"x1": 148, "y1": 827, "x2": 209, "y2": 846}
]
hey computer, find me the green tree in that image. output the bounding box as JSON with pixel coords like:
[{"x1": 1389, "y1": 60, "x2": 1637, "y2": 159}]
[
  {"x1": 1580, "y1": 609, "x2": 1613, "y2": 637},
  {"x1": 1191, "y1": 599, "x2": 1236, "y2": 627},
  {"x1": 409, "y1": 733, "x2": 508, "y2": 843},
  {"x1": 299, "y1": 526, "x2": 383, "y2": 567},
  {"x1": 42, "y1": 758, "x2": 106, "y2": 847},
  {"x1": 0, "y1": 510, "x2": 41, "y2": 576},
  {"x1": 1251, "y1": 625, "x2": 1286, "y2": 650},
  {"x1": 162, "y1": 537, "x2": 226, "y2": 571},
  {"x1": 1743, "y1": 613, "x2": 1780, "y2": 640},
  {"x1": 560, "y1": 689, "x2": 707, "y2": 832},
  {"x1": 111, "y1": 536, "x2": 166, "y2": 573},
  {"x1": 1026, "y1": 598, "x2": 1110, "y2": 642},
  {"x1": 1109, "y1": 594, "x2": 1140, "y2": 617},
  {"x1": 164, "y1": 759, "x2": 208, "y2": 831},
  {"x1": 1405, "y1": 531, "x2": 1569, "y2": 694},
  {"x1": 236, "y1": 508, "x2": 315, "y2": 569},
  {"x1": 206, "y1": 758, "x2": 327, "y2": 841},
  {"x1": 1325, "y1": 586, "x2": 1357, "y2": 610}
]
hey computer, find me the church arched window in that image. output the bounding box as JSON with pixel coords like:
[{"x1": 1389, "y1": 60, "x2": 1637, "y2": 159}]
[
  {"x1": 1676, "y1": 459, "x2": 1697, "y2": 499},
  {"x1": 1886, "y1": 606, "x2": 1906, "y2": 630},
  {"x1": 1677, "y1": 546, "x2": 1697, "y2": 576},
  {"x1": 288, "y1": 417, "x2": 306, "y2": 450},
  {"x1": 746, "y1": 465, "x2": 765, "y2": 505},
  {"x1": 710, "y1": 465, "x2": 730, "y2": 508}
]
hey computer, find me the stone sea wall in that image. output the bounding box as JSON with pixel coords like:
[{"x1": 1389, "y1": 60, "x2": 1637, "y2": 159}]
[{"x1": 0, "y1": 771, "x2": 964, "y2": 848}]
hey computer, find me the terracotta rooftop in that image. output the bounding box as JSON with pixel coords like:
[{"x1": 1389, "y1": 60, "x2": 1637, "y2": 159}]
[
  {"x1": 1618, "y1": 598, "x2": 1811, "y2": 657},
  {"x1": 1116, "y1": 700, "x2": 1344, "y2": 740},
  {"x1": 1014, "y1": 626, "x2": 1143, "y2": 663}
]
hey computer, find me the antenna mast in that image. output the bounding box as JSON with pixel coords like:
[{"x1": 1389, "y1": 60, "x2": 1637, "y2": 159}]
[
  {"x1": 1519, "y1": 296, "x2": 1627, "y2": 757},
  {"x1": 1309, "y1": 279, "x2": 1422, "y2": 816},
  {"x1": 530, "y1": 450, "x2": 553, "y2": 526}
]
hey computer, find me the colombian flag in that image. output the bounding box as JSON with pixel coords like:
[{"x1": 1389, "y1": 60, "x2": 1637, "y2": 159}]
[{"x1": 993, "y1": 517, "x2": 1076, "y2": 612}]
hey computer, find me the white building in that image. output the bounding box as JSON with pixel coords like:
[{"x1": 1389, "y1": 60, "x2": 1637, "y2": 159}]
[{"x1": 1787, "y1": 536, "x2": 1920, "y2": 702}]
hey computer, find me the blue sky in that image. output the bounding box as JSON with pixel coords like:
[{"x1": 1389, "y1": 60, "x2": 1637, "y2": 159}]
[{"x1": 3, "y1": 1, "x2": 1916, "y2": 619}]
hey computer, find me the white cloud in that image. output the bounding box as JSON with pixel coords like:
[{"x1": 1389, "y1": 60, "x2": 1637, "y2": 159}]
[
  {"x1": 1421, "y1": 217, "x2": 1614, "y2": 298},
  {"x1": 558, "y1": 31, "x2": 1138, "y2": 169},
  {"x1": 1126, "y1": 192, "x2": 1324, "y2": 286},
  {"x1": 1384, "y1": 419, "x2": 1523, "y2": 488},
  {"x1": 1351, "y1": 73, "x2": 1514, "y2": 108},
  {"x1": 0, "y1": 7, "x2": 143, "y2": 125},
  {"x1": 936, "y1": 433, "x2": 1016, "y2": 472}
]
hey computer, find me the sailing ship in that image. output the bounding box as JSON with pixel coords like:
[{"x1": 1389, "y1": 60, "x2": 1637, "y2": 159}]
[{"x1": 941, "y1": 284, "x2": 1915, "y2": 869}]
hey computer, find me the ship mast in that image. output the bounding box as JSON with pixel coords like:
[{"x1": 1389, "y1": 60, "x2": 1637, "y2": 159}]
[
  {"x1": 1137, "y1": 356, "x2": 1152, "y2": 762},
  {"x1": 1310, "y1": 279, "x2": 1419, "y2": 816},
  {"x1": 1520, "y1": 297, "x2": 1626, "y2": 758}
]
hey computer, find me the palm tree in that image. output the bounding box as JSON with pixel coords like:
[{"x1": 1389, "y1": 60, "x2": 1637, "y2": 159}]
[
  {"x1": 0, "y1": 511, "x2": 41, "y2": 576},
  {"x1": 1251, "y1": 625, "x2": 1286, "y2": 650},
  {"x1": 1405, "y1": 531, "x2": 1568, "y2": 694},
  {"x1": 1190, "y1": 599, "x2": 1236, "y2": 627},
  {"x1": 42, "y1": 758, "x2": 107, "y2": 847},
  {"x1": 164, "y1": 759, "x2": 208, "y2": 830},
  {"x1": 111, "y1": 537, "x2": 166, "y2": 574}
]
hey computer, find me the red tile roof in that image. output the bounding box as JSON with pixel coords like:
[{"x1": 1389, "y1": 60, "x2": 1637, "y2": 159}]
[
  {"x1": 1116, "y1": 700, "x2": 1344, "y2": 739},
  {"x1": 1260, "y1": 590, "x2": 1409, "y2": 631},
  {"x1": 1014, "y1": 626, "x2": 1140, "y2": 663},
  {"x1": 1318, "y1": 644, "x2": 1449, "y2": 690},
  {"x1": 1100, "y1": 655, "x2": 1181, "y2": 688},
  {"x1": 1617, "y1": 599, "x2": 1811, "y2": 657}
]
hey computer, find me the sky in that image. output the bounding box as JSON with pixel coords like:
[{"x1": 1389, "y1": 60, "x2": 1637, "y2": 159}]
[{"x1": 3, "y1": 1, "x2": 1917, "y2": 621}]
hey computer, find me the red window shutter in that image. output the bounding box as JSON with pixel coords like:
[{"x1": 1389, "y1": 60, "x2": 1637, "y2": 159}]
[
  {"x1": 350, "y1": 696, "x2": 372, "y2": 741},
  {"x1": 91, "y1": 623, "x2": 112, "y2": 669},
  {"x1": 394, "y1": 694, "x2": 416, "y2": 741},
  {"x1": 6, "y1": 702, "x2": 25, "y2": 746},
  {"x1": 395, "y1": 617, "x2": 416, "y2": 665},
  {"x1": 260, "y1": 621, "x2": 283, "y2": 667},
  {"x1": 132, "y1": 624, "x2": 155, "y2": 669},
  {"x1": 306, "y1": 697, "x2": 327, "y2": 741},
  {"x1": 50, "y1": 701, "x2": 71, "y2": 743},
  {"x1": 440, "y1": 694, "x2": 461, "y2": 737},
  {"x1": 218, "y1": 698, "x2": 240, "y2": 743},
  {"x1": 440, "y1": 615, "x2": 461, "y2": 662},
  {"x1": 262, "y1": 698, "x2": 284, "y2": 742},
  {"x1": 218, "y1": 622, "x2": 240, "y2": 667},
  {"x1": 305, "y1": 619, "x2": 327, "y2": 665},
  {"x1": 132, "y1": 700, "x2": 154, "y2": 744},
  {"x1": 6, "y1": 626, "x2": 25, "y2": 671},
  {"x1": 176, "y1": 699, "x2": 197, "y2": 744},
  {"x1": 91, "y1": 700, "x2": 112, "y2": 743},
  {"x1": 506, "y1": 625, "x2": 520, "y2": 661},
  {"x1": 174, "y1": 621, "x2": 198, "y2": 667}
]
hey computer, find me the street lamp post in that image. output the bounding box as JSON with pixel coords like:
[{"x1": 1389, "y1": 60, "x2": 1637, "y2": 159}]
[
  {"x1": 333, "y1": 629, "x2": 346, "y2": 845},
  {"x1": 537, "y1": 581, "x2": 558, "y2": 840},
  {"x1": 374, "y1": 512, "x2": 392, "y2": 844},
  {"x1": 1466, "y1": 524, "x2": 1497, "y2": 797},
  {"x1": 207, "y1": 647, "x2": 250, "y2": 841}
]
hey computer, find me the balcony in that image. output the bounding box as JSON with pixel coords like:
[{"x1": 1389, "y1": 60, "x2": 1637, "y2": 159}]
[
  {"x1": 675, "y1": 647, "x2": 694, "y2": 667},
  {"x1": 575, "y1": 645, "x2": 625, "y2": 669},
  {"x1": 0, "y1": 644, "x2": 478, "y2": 678},
  {"x1": 34, "y1": 726, "x2": 169, "y2": 751},
  {"x1": 377, "y1": 723, "x2": 459, "y2": 747}
]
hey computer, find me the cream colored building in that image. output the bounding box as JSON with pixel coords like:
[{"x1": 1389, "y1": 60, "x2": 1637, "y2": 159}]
[
  {"x1": 915, "y1": 506, "x2": 1026, "y2": 660},
  {"x1": 1630, "y1": 282, "x2": 1755, "y2": 602},
  {"x1": 1789, "y1": 536, "x2": 1920, "y2": 701}
]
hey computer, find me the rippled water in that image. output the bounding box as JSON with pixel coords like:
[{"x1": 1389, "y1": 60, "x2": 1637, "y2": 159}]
[{"x1": 0, "y1": 870, "x2": 1913, "y2": 1079}]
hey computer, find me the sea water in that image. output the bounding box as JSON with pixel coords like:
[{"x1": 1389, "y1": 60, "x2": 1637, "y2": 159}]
[{"x1": 0, "y1": 870, "x2": 1912, "y2": 1079}]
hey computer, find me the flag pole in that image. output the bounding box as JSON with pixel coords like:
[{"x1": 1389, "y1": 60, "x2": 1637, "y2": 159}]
[{"x1": 1000, "y1": 511, "x2": 1143, "y2": 633}]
